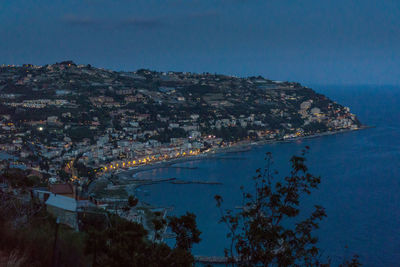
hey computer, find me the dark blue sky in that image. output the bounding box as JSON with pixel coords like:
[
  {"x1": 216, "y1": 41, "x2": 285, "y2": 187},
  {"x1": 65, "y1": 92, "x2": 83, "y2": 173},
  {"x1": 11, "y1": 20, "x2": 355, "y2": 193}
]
[{"x1": 1, "y1": 0, "x2": 399, "y2": 85}]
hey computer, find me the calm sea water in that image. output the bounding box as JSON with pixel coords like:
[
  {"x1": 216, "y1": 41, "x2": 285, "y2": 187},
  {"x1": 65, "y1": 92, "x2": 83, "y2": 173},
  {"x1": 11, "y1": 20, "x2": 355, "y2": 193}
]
[{"x1": 134, "y1": 86, "x2": 400, "y2": 266}]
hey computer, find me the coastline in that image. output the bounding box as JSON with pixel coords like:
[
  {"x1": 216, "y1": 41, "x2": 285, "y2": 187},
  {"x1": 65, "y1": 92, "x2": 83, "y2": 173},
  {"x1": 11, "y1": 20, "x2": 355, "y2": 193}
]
[
  {"x1": 88, "y1": 125, "x2": 372, "y2": 262},
  {"x1": 89, "y1": 125, "x2": 371, "y2": 199},
  {"x1": 116, "y1": 126, "x2": 371, "y2": 180}
]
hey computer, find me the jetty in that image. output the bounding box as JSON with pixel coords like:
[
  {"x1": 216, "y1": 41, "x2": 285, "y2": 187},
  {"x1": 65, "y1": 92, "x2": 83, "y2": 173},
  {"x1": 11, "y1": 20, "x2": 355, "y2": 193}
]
[
  {"x1": 195, "y1": 256, "x2": 235, "y2": 264},
  {"x1": 171, "y1": 180, "x2": 222, "y2": 185}
]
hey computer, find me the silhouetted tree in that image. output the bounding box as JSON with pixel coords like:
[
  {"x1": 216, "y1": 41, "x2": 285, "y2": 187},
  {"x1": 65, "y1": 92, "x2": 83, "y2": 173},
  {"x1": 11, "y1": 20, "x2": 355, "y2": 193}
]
[
  {"x1": 168, "y1": 212, "x2": 201, "y2": 251},
  {"x1": 152, "y1": 211, "x2": 166, "y2": 243},
  {"x1": 84, "y1": 212, "x2": 200, "y2": 267},
  {"x1": 215, "y1": 147, "x2": 361, "y2": 266}
]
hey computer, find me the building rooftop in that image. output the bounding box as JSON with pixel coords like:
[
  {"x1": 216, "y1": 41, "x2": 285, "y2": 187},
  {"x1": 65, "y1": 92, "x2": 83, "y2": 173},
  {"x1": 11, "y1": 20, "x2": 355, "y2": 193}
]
[
  {"x1": 49, "y1": 183, "x2": 74, "y2": 195},
  {"x1": 45, "y1": 194, "x2": 77, "y2": 212}
]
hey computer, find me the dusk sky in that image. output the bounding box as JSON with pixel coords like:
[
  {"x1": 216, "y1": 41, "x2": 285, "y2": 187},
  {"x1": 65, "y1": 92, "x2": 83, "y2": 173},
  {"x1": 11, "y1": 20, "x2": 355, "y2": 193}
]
[{"x1": 1, "y1": 0, "x2": 399, "y2": 85}]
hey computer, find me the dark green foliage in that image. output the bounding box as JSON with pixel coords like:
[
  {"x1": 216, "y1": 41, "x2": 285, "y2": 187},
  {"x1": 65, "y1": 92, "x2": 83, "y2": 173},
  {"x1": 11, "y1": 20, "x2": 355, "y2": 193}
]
[
  {"x1": 340, "y1": 255, "x2": 362, "y2": 267},
  {"x1": 181, "y1": 85, "x2": 219, "y2": 96},
  {"x1": 57, "y1": 169, "x2": 70, "y2": 181},
  {"x1": 0, "y1": 168, "x2": 43, "y2": 188},
  {"x1": 99, "y1": 217, "x2": 150, "y2": 267},
  {"x1": 83, "y1": 212, "x2": 200, "y2": 267},
  {"x1": 65, "y1": 126, "x2": 95, "y2": 142},
  {"x1": 59, "y1": 60, "x2": 76, "y2": 66},
  {"x1": 152, "y1": 214, "x2": 167, "y2": 242},
  {"x1": 212, "y1": 126, "x2": 249, "y2": 141},
  {"x1": 168, "y1": 212, "x2": 201, "y2": 251},
  {"x1": 153, "y1": 128, "x2": 187, "y2": 143},
  {"x1": 112, "y1": 117, "x2": 123, "y2": 131},
  {"x1": 73, "y1": 161, "x2": 95, "y2": 179},
  {"x1": 303, "y1": 122, "x2": 328, "y2": 133},
  {"x1": 0, "y1": 202, "x2": 87, "y2": 267}
]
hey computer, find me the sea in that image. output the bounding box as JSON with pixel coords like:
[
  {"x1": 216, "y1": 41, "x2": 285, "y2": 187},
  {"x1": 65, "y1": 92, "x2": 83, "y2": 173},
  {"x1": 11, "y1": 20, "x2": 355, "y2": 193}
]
[{"x1": 134, "y1": 85, "x2": 400, "y2": 266}]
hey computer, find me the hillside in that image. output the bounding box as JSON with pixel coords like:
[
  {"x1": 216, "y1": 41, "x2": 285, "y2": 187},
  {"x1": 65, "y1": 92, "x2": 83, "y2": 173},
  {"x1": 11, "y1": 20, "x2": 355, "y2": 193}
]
[{"x1": 0, "y1": 61, "x2": 361, "y2": 176}]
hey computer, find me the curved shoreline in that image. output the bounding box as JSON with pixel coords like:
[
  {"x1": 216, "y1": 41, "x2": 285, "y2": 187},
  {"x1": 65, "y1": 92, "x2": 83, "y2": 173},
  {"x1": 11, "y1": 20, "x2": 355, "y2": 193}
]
[{"x1": 116, "y1": 126, "x2": 370, "y2": 180}]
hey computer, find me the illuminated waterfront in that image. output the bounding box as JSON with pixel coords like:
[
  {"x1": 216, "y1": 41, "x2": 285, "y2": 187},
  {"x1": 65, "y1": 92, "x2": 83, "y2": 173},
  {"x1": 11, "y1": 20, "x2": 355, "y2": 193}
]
[{"x1": 133, "y1": 86, "x2": 400, "y2": 266}]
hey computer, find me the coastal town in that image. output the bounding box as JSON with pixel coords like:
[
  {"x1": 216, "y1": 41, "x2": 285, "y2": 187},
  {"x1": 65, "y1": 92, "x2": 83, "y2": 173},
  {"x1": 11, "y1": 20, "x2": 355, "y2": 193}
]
[{"x1": 0, "y1": 61, "x2": 362, "y2": 234}]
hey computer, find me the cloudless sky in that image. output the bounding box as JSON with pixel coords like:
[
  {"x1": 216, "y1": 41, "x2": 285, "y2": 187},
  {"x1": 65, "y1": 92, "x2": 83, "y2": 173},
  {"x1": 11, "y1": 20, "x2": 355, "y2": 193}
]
[{"x1": 1, "y1": 0, "x2": 399, "y2": 85}]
